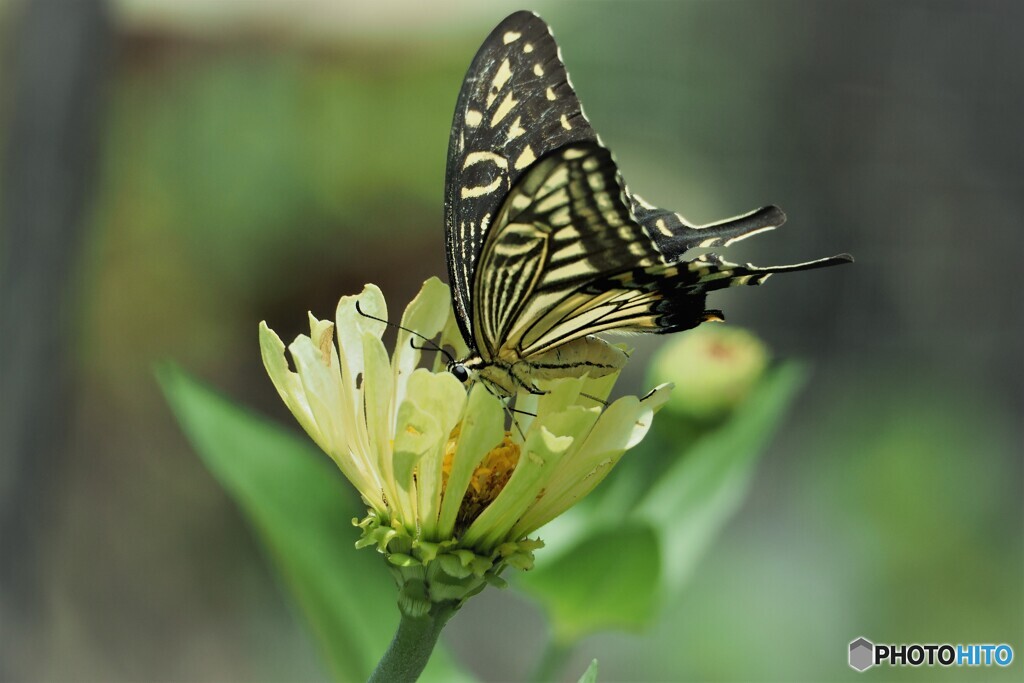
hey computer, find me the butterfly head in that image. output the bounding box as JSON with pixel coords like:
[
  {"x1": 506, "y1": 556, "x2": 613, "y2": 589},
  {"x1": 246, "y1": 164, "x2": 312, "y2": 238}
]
[
  {"x1": 447, "y1": 360, "x2": 471, "y2": 384},
  {"x1": 447, "y1": 354, "x2": 493, "y2": 387}
]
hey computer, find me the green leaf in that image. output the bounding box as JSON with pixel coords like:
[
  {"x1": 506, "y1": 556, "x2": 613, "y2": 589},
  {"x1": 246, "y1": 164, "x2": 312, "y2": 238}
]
[
  {"x1": 157, "y1": 364, "x2": 473, "y2": 683},
  {"x1": 577, "y1": 659, "x2": 599, "y2": 683},
  {"x1": 517, "y1": 521, "x2": 660, "y2": 643},
  {"x1": 635, "y1": 361, "x2": 807, "y2": 598}
]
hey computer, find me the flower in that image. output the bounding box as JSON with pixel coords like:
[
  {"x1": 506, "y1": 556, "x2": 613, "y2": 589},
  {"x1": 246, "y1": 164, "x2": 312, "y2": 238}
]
[
  {"x1": 259, "y1": 277, "x2": 670, "y2": 615},
  {"x1": 648, "y1": 323, "x2": 768, "y2": 420}
]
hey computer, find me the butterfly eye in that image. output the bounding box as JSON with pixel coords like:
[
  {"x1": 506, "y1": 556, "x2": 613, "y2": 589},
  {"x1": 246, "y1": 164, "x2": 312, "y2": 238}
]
[{"x1": 450, "y1": 364, "x2": 470, "y2": 383}]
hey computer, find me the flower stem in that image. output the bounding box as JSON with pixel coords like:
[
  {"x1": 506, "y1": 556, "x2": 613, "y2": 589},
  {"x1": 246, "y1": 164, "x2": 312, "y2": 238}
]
[
  {"x1": 530, "y1": 639, "x2": 572, "y2": 683},
  {"x1": 368, "y1": 605, "x2": 455, "y2": 683}
]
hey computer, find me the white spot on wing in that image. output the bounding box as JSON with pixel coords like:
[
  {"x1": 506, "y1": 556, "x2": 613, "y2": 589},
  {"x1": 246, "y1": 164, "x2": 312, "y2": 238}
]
[
  {"x1": 551, "y1": 240, "x2": 586, "y2": 260},
  {"x1": 535, "y1": 188, "x2": 568, "y2": 213},
  {"x1": 560, "y1": 114, "x2": 571, "y2": 130},
  {"x1": 597, "y1": 195, "x2": 616, "y2": 212},
  {"x1": 723, "y1": 225, "x2": 775, "y2": 246},
  {"x1": 465, "y1": 109, "x2": 482, "y2": 127},
  {"x1": 462, "y1": 151, "x2": 509, "y2": 170},
  {"x1": 556, "y1": 45, "x2": 572, "y2": 86},
  {"x1": 533, "y1": 63, "x2": 544, "y2": 76},
  {"x1": 515, "y1": 145, "x2": 536, "y2": 170},
  {"x1": 461, "y1": 178, "x2": 502, "y2": 199},
  {"x1": 547, "y1": 166, "x2": 569, "y2": 188},
  {"x1": 507, "y1": 116, "x2": 525, "y2": 142},
  {"x1": 549, "y1": 207, "x2": 571, "y2": 225},
  {"x1": 503, "y1": 31, "x2": 521, "y2": 44},
  {"x1": 510, "y1": 192, "x2": 532, "y2": 211},
  {"x1": 491, "y1": 92, "x2": 518, "y2": 126},
  {"x1": 492, "y1": 59, "x2": 513, "y2": 94},
  {"x1": 524, "y1": 43, "x2": 534, "y2": 53},
  {"x1": 635, "y1": 194, "x2": 657, "y2": 210},
  {"x1": 655, "y1": 218, "x2": 673, "y2": 237},
  {"x1": 546, "y1": 87, "x2": 556, "y2": 101}
]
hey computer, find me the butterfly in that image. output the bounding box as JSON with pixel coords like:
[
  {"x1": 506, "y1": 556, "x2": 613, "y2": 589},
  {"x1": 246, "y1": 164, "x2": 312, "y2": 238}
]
[{"x1": 443, "y1": 11, "x2": 851, "y2": 397}]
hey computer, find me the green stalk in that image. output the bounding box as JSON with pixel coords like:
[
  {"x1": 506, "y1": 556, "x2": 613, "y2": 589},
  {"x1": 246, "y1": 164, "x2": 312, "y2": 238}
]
[
  {"x1": 368, "y1": 605, "x2": 455, "y2": 683},
  {"x1": 530, "y1": 639, "x2": 572, "y2": 683}
]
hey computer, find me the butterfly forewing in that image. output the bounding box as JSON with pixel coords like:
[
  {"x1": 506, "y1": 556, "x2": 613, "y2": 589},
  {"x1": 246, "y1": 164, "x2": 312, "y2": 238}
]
[{"x1": 444, "y1": 11, "x2": 597, "y2": 347}]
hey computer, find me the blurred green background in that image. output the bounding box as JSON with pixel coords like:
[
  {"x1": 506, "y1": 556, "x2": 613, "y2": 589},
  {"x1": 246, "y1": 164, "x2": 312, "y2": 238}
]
[{"x1": 0, "y1": 0, "x2": 1020, "y2": 681}]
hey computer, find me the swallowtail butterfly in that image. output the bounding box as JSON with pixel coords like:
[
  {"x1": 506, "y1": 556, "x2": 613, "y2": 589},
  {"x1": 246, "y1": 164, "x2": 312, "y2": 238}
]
[{"x1": 443, "y1": 11, "x2": 851, "y2": 396}]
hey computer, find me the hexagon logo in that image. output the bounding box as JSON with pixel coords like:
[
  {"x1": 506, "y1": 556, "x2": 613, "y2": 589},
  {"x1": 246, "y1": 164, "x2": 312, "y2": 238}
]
[{"x1": 849, "y1": 637, "x2": 874, "y2": 671}]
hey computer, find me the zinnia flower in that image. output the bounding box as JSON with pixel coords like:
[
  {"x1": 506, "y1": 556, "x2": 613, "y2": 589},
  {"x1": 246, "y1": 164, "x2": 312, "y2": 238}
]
[{"x1": 259, "y1": 277, "x2": 670, "y2": 615}]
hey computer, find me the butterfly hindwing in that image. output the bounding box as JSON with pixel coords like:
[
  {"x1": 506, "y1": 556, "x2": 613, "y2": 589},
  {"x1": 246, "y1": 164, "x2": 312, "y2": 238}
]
[
  {"x1": 470, "y1": 142, "x2": 651, "y2": 356},
  {"x1": 627, "y1": 193, "x2": 789, "y2": 261},
  {"x1": 473, "y1": 141, "x2": 851, "y2": 362}
]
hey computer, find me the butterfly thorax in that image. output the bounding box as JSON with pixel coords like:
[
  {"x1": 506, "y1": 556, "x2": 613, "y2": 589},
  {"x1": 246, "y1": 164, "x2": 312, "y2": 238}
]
[{"x1": 448, "y1": 335, "x2": 629, "y2": 397}]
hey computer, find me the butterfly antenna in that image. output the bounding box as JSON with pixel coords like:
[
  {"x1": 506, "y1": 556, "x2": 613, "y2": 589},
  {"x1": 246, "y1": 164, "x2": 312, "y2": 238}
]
[
  {"x1": 354, "y1": 300, "x2": 454, "y2": 363},
  {"x1": 410, "y1": 339, "x2": 447, "y2": 358}
]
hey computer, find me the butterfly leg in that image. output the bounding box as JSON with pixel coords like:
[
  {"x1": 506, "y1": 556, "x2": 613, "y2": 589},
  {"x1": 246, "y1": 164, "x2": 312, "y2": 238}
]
[
  {"x1": 507, "y1": 358, "x2": 609, "y2": 406},
  {"x1": 474, "y1": 374, "x2": 537, "y2": 439},
  {"x1": 578, "y1": 391, "x2": 609, "y2": 407}
]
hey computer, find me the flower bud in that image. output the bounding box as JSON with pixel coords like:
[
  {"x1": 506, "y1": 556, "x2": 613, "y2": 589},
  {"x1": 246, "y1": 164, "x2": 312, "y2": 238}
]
[{"x1": 648, "y1": 324, "x2": 768, "y2": 420}]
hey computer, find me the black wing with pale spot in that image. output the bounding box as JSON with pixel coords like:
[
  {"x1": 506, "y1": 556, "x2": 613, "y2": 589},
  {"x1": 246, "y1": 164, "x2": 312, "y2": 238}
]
[
  {"x1": 627, "y1": 192, "x2": 790, "y2": 260},
  {"x1": 476, "y1": 142, "x2": 852, "y2": 358},
  {"x1": 446, "y1": 12, "x2": 853, "y2": 362},
  {"x1": 444, "y1": 11, "x2": 597, "y2": 347}
]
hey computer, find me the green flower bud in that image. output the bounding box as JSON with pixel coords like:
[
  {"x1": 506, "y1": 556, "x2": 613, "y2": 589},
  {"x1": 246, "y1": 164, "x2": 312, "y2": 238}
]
[{"x1": 649, "y1": 324, "x2": 769, "y2": 420}]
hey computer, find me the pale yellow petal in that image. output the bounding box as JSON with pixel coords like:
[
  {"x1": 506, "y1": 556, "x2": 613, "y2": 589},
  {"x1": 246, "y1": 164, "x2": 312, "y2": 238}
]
[
  {"x1": 463, "y1": 426, "x2": 573, "y2": 552},
  {"x1": 359, "y1": 332, "x2": 400, "y2": 508},
  {"x1": 511, "y1": 392, "x2": 659, "y2": 537},
  {"x1": 436, "y1": 383, "x2": 506, "y2": 538},
  {"x1": 288, "y1": 332, "x2": 383, "y2": 508},
  {"x1": 334, "y1": 284, "x2": 388, "y2": 399},
  {"x1": 402, "y1": 369, "x2": 467, "y2": 538},
  {"x1": 393, "y1": 277, "x2": 452, "y2": 406},
  {"x1": 258, "y1": 322, "x2": 323, "y2": 448}
]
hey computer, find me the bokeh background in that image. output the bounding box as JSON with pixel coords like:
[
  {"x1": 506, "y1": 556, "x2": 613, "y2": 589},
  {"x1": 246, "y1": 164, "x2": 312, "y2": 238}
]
[{"x1": 1, "y1": 0, "x2": 1021, "y2": 681}]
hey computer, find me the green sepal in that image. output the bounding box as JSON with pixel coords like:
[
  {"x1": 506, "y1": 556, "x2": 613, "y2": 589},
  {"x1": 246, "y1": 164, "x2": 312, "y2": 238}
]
[{"x1": 355, "y1": 511, "x2": 544, "y2": 613}]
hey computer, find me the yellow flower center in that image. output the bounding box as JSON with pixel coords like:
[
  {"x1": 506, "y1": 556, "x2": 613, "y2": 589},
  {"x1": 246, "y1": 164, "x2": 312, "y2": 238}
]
[{"x1": 442, "y1": 425, "x2": 521, "y2": 532}]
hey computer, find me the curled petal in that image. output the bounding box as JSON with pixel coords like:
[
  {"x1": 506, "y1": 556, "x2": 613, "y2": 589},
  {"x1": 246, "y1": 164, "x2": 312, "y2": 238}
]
[
  {"x1": 259, "y1": 322, "x2": 323, "y2": 449},
  {"x1": 463, "y1": 426, "x2": 574, "y2": 552}
]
